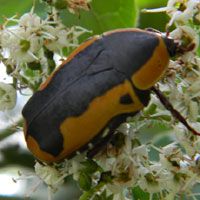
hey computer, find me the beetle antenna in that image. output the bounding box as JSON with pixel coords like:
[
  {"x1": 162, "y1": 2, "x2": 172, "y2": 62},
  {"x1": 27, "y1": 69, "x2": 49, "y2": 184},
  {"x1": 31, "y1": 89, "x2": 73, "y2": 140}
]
[{"x1": 152, "y1": 85, "x2": 200, "y2": 136}]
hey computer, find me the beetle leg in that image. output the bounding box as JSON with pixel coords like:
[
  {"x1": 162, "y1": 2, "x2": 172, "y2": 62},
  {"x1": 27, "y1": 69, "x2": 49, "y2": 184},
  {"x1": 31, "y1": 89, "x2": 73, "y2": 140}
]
[
  {"x1": 86, "y1": 113, "x2": 137, "y2": 158},
  {"x1": 86, "y1": 128, "x2": 114, "y2": 158},
  {"x1": 152, "y1": 85, "x2": 200, "y2": 136}
]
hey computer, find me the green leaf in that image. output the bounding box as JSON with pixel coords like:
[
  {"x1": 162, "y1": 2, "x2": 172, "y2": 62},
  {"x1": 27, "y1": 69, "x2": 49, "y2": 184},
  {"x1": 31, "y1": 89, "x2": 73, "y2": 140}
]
[
  {"x1": 0, "y1": 0, "x2": 32, "y2": 24},
  {"x1": 132, "y1": 186, "x2": 159, "y2": 200},
  {"x1": 78, "y1": 172, "x2": 92, "y2": 191},
  {"x1": 132, "y1": 186, "x2": 150, "y2": 200},
  {"x1": 79, "y1": 191, "x2": 94, "y2": 200},
  {"x1": 0, "y1": 0, "x2": 49, "y2": 25},
  {"x1": 81, "y1": 159, "x2": 101, "y2": 174},
  {"x1": 137, "y1": 0, "x2": 168, "y2": 8},
  {"x1": 60, "y1": 0, "x2": 138, "y2": 40},
  {"x1": 137, "y1": 0, "x2": 169, "y2": 32}
]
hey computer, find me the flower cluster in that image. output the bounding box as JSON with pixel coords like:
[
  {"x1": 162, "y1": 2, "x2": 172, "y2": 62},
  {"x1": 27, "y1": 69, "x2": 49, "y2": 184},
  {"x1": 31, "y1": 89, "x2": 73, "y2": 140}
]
[
  {"x1": 0, "y1": 8, "x2": 90, "y2": 111},
  {"x1": 14, "y1": 0, "x2": 200, "y2": 200},
  {"x1": 34, "y1": 127, "x2": 200, "y2": 200}
]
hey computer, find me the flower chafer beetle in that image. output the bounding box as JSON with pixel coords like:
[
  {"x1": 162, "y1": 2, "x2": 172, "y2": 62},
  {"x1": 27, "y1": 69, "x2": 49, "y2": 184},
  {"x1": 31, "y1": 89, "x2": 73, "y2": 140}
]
[{"x1": 22, "y1": 28, "x2": 199, "y2": 162}]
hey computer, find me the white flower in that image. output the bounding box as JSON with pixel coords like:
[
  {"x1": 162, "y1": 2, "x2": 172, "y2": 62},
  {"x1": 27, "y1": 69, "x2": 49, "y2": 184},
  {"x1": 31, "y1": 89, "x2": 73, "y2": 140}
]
[
  {"x1": 35, "y1": 162, "x2": 64, "y2": 188},
  {"x1": 113, "y1": 193, "x2": 131, "y2": 200},
  {"x1": 0, "y1": 82, "x2": 16, "y2": 111},
  {"x1": 170, "y1": 26, "x2": 199, "y2": 52},
  {"x1": 62, "y1": 154, "x2": 85, "y2": 181},
  {"x1": 167, "y1": 0, "x2": 199, "y2": 23},
  {"x1": 44, "y1": 25, "x2": 72, "y2": 52},
  {"x1": 19, "y1": 13, "x2": 43, "y2": 30},
  {"x1": 188, "y1": 100, "x2": 198, "y2": 122},
  {"x1": 9, "y1": 33, "x2": 43, "y2": 63},
  {"x1": 163, "y1": 173, "x2": 181, "y2": 195},
  {"x1": 132, "y1": 144, "x2": 149, "y2": 163},
  {"x1": 174, "y1": 126, "x2": 197, "y2": 156},
  {"x1": 1, "y1": 24, "x2": 43, "y2": 63},
  {"x1": 137, "y1": 166, "x2": 163, "y2": 194},
  {"x1": 187, "y1": 76, "x2": 200, "y2": 99},
  {"x1": 44, "y1": 25, "x2": 91, "y2": 52}
]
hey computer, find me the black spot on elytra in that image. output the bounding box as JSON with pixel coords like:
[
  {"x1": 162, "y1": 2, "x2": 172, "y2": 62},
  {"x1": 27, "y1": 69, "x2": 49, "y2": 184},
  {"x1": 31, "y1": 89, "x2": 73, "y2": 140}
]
[{"x1": 120, "y1": 94, "x2": 133, "y2": 104}]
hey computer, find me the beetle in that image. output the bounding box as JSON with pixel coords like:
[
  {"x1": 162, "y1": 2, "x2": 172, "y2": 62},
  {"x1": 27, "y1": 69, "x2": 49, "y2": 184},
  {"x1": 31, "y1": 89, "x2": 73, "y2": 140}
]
[{"x1": 22, "y1": 28, "x2": 196, "y2": 163}]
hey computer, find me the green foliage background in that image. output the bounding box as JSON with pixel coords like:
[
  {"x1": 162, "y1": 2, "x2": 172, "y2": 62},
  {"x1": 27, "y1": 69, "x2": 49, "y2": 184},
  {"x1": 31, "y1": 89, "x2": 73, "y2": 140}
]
[
  {"x1": 0, "y1": 0, "x2": 169, "y2": 36},
  {"x1": 0, "y1": 0, "x2": 173, "y2": 200}
]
